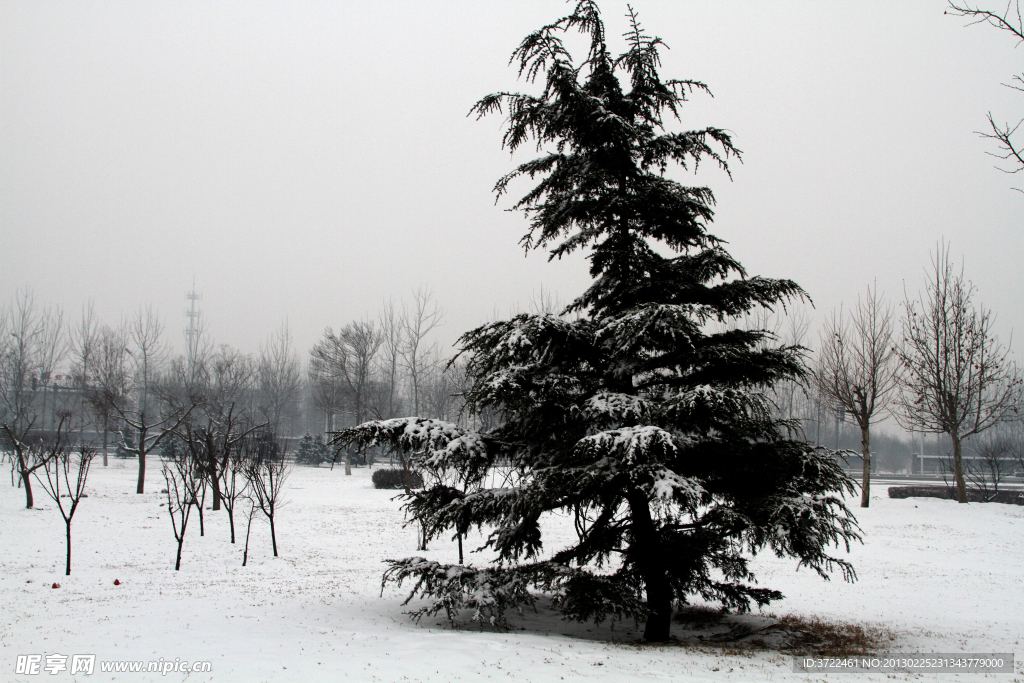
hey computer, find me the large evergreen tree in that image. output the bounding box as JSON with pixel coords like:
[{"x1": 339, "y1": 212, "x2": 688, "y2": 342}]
[{"x1": 335, "y1": 1, "x2": 859, "y2": 642}]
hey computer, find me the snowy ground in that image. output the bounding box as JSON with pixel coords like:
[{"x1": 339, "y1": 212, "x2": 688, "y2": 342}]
[{"x1": 1, "y1": 458, "x2": 1022, "y2": 682}]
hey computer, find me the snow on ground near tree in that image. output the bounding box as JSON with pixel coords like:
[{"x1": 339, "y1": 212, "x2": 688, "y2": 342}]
[{"x1": 1, "y1": 459, "x2": 1022, "y2": 682}]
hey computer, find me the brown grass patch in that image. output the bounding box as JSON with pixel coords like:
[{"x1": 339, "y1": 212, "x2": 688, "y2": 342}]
[
  {"x1": 667, "y1": 607, "x2": 899, "y2": 656},
  {"x1": 763, "y1": 613, "x2": 898, "y2": 657}
]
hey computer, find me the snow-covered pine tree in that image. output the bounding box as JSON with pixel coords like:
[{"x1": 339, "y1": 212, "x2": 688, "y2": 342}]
[
  {"x1": 296, "y1": 432, "x2": 317, "y2": 466},
  {"x1": 334, "y1": 1, "x2": 859, "y2": 642},
  {"x1": 295, "y1": 432, "x2": 329, "y2": 466}
]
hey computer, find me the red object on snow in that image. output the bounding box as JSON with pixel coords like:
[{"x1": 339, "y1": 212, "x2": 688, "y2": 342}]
[
  {"x1": 113, "y1": 579, "x2": 120, "y2": 585},
  {"x1": 51, "y1": 583, "x2": 60, "y2": 589}
]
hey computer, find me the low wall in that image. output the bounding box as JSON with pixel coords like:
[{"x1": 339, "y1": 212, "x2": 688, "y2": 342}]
[{"x1": 888, "y1": 485, "x2": 1024, "y2": 505}]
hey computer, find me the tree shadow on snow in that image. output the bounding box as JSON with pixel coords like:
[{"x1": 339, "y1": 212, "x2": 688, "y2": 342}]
[{"x1": 423, "y1": 599, "x2": 899, "y2": 656}]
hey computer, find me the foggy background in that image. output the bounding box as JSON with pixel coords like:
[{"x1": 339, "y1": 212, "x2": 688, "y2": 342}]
[{"x1": 2, "y1": 0, "x2": 1021, "y2": 360}]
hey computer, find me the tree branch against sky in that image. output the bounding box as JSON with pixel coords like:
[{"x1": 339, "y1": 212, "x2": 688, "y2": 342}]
[{"x1": 948, "y1": 0, "x2": 1024, "y2": 192}]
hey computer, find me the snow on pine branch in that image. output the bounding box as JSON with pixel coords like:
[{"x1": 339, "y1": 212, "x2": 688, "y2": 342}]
[
  {"x1": 571, "y1": 426, "x2": 703, "y2": 507},
  {"x1": 331, "y1": 417, "x2": 490, "y2": 472},
  {"x1": 382, "y1": 556, "x2": 649, "y2": 630},
  {"x1": 581, "y1": 391, "x2": 653, "y2": 424},
  {"x1": 383, "y1": 557, "x2": 536, "y2": 628},
  {"x1": 574, "y1": 425, "x2": 678, "y2": 464}
]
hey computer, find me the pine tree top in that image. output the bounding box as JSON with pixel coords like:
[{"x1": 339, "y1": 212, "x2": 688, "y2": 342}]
[{"x1": 471, "y1": 1, "x2": 806, "y2": 321}]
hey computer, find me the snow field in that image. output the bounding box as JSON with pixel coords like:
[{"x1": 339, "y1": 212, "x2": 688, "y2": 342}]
[{"x1": 1, "y1": 458, "x2": 1022, "y2": 682}]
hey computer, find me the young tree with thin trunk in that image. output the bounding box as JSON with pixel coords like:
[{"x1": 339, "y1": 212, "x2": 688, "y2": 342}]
[
  {"x1": 162, "y1": 450, "x2": 200, "y2": 571},
  {"x1": 897, "y1": 244, "x2": 1022, "y2": 503},
  {"x1": 221, "y1": 442, "x2": 250, "y2": 544},
  {"x1": 817, "y1": 285, "x2": 901, "y2": 507},
  {"x1": 35, "y1": 435, "x2": 95, "y2": 575},
  {"x1": 3, "y1": 416, "x2": 71, "y2": 509},
  {"x1": 241, "y1": 496, "x2": 258, "y2": 567},
  {"x1": 244, "y1": 433, "x2": 289, "y2": 557}
]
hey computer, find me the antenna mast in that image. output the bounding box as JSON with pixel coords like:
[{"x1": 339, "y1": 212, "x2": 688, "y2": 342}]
[{"x1": 185, "y1": 278, "x2": 203, "y2": 381}]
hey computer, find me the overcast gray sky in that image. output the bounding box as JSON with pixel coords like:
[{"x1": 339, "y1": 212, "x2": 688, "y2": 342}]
[{"x1": 1, "y1": 0, "x2": 1021, "y2": 359}]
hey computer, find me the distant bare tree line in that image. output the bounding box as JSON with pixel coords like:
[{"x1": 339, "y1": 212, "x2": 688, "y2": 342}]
[
  {"x1": 3, "y1": 251, "x2": 1020, "y2": 512},
  {"x1": 0, "y1": 287, "x2": 468, "y2": 477}
]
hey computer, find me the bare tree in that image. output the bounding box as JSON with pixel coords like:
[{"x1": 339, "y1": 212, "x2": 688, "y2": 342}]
[
  {"x1": 221, "y1": 440, "x2": 251, "y2": 544},
  {"x1": 242, "y1": 496, "x2": 258, "y2": 567},
  {"x1": 162, "y1": 450, "x2": 201, "y2": 571},
  {"x1": 117, "y1": 306, "x2": 174, "y2": 494},
  {"x1": 897, "y1": 245, "x2": 1022, "y2": 503},
  {"x1": 373, "y1": 299, "x2": 405, "y2": 420},
  {"x1": 401, "y1": 288, "x2": 444, "y2": 416},
  {"x1": 422, "y1": 356, "x2": 469, "y2": 423},
  {"x1": 817, "y1": 285, "x2": 901, "y2": 507},
  {"x1": 310, "y1": 320, "x2": 383, "y2": 474},
  {"x1": 256, "y1": 322, "x2": 302, "y2": 436},
  {"x1": 528, "y1": 284, "x2": 564, "y2": 316},
  {"x1": 3, "y1": 418, "x2": 65, "y2": 509},
  {"x1": 0, "y1": 290, "x2": 66, "y2": 434},
  {"x1": 35, "y1": 304, "x2": 67, "y2": 433},
  {"x1": 88, "y1": 324, "x2": 130, "y2": 466},
  {"x1": 69, "y1": 302, "x2": 100, "y2": 430},
  {"x1": 243, "y1": 433, "x2": 289, "y2": 557},
  {"x1": 178, "y1": 404, "x2": 261, "y2": 530},
  {"x1": 308, "y1": 363, "x2": 345, "y2": 433},
  {"x1": 948, "y1": 1, "x2": 1024, "y2": 193},
  {"x1": 0, "y1": 291, "x2": 67, "y2": 507},
  {"x1": 965, "y1": 434, "x2": 1013, "y2": 499},
  {"x1": 180, "y1": 345, "x2": 260, "y2": 512},
  {"x1": 34, "y1": 435, "x2": 95, "y2": 575}
]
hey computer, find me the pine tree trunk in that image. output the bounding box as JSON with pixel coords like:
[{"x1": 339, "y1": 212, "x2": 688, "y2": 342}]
[
  {"x1": 860, "y1": 424, "x2": 871, "y2": 508},
  {"x1": 952, "y1": 433, "x2": 968, "y2": 504},
  {"x1": 627, "y1": 492, "x2": 672, "y2": 642}
]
